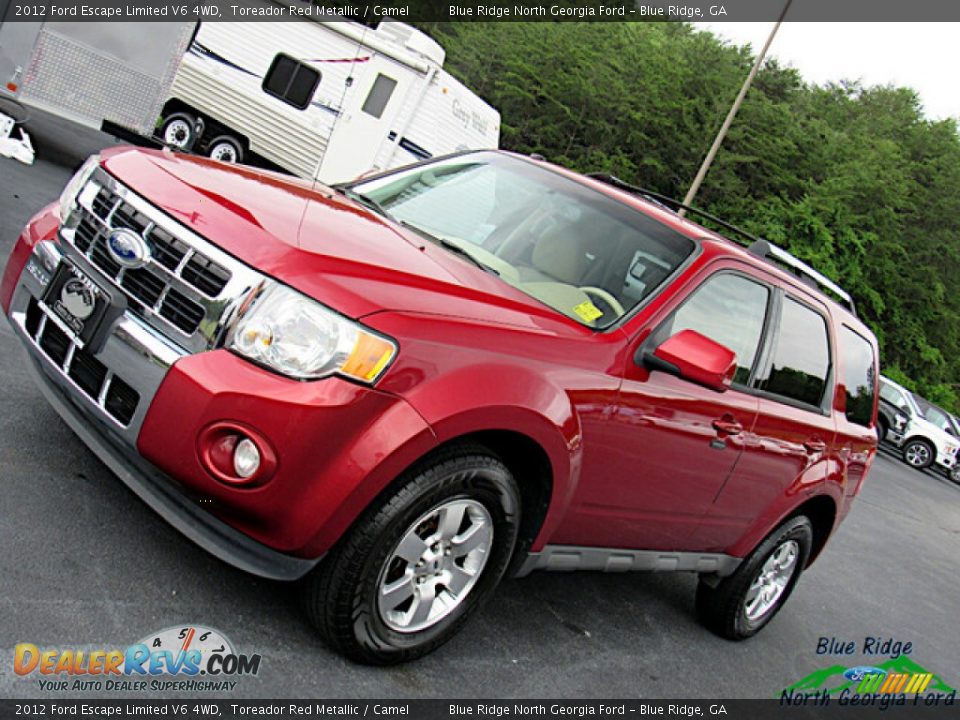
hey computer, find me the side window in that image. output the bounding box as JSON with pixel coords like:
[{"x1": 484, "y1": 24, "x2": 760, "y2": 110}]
[
  {"x1": 757, "y1": 297, "x2": 831, "y2": 408},
  {"x1": 924, "y1": 407, "x2": 952, "y2": 433},
  {"x1": 654, "y1": 273, "x2": 770, "y2": 385},
  {"x1": 361, "y1": 74, "x2": 398, "y2": 119},
  {"x1": 263, "y1": 54, "x2": 320, "y2": 110},
  {"x1": 880, "y1": 382, "x2": 909, "y2": 411},
  {"x1": 840, "y1": 326, "x2": 877, "y2": 427}
]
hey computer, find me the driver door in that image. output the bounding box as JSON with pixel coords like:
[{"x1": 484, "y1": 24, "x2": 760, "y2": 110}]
[{"x1": 552, "y1": 267, "x2": 773, "y2": 551}]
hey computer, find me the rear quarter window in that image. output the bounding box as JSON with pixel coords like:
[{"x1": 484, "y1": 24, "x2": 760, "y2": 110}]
[{"x1": 840, "y1": 326, "x2": 877, "y2": 427}]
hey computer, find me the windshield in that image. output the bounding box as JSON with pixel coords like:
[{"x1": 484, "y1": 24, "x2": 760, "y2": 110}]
[
  {"x1": 880, "y1": 379, "x2": 920, "y2": 416},
  {"x1": 914, "y1": 397, "x2": 959, "y2": 435},
  {"x1": 351, "y1": 152, "x2": 695, "y2": 328}
]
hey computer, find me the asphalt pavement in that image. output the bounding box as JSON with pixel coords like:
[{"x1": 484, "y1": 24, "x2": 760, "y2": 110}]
[{"x1": 1, "y1": 112, "x2": 958, "y2": 700}]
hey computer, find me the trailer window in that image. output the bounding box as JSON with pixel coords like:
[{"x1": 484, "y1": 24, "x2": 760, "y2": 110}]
[
  {"x1": 263, "y1": 54, "x2": 320, "y2": 110},
  {"x1": 362, "y1": 74, "x2": 398, "y2": 119}
]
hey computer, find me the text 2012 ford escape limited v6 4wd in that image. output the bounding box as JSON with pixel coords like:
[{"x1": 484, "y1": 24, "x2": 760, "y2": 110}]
[{"x1": 2, "y1": 149, "x2": 879, "y2": 664}]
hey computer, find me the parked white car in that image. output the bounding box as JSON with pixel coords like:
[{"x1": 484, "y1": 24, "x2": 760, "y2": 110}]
[{"x1": 879, "y1": 376, "x2": 960, "y2": 471}]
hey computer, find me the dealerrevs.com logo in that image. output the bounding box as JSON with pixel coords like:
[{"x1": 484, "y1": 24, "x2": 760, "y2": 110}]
[{"x1": 14, "y1": 625, "x2": 261, "y2": 692}]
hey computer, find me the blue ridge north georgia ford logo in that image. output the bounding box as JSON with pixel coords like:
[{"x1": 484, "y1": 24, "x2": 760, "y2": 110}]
[{"x1": 106, "y1": 227, "x2": 151, "y2": 269}]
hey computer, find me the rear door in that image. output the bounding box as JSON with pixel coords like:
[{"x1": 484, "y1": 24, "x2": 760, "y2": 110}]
[{"x1": 700, "y1": 290, "x2": 837, "y2": 549}]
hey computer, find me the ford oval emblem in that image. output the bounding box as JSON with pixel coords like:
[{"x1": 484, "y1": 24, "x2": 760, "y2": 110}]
[{"x1": 106, "y1": 227, "x2": 151, "y2": 269}]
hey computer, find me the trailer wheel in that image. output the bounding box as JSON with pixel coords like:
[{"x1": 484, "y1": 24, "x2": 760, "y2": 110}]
[
  {"x1": 160, "y1": 112, "x2": 197, "y2": 150},
  {"x1": 207, "y1": 135, "x2": 244, "y2": 164}
]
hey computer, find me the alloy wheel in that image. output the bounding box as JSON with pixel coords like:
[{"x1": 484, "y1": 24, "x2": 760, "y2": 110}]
[
  {"x1": 905, "y1": 442, "x2": 931, "y2": 467},
  {"x1": 377, "y1": 498, "x2": 493, "y2": 633},
  {"x1": 744, "y1": 539, "x2": 799, "y2": 621}
]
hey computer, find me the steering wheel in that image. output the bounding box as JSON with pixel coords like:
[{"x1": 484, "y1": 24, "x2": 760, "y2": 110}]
[{"x1": 579, "y1": 286, "x2": 625, "y2": 317}]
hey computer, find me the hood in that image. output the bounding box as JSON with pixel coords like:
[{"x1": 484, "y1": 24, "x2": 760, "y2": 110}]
[
  {"x1": 908, "y1": 416, "x2": 959, "y2": 448},
  {"x1": 99, "y1": 147, "x2": 584, "y2": 334}
]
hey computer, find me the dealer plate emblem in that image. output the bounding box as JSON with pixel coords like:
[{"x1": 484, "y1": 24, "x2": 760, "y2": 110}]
[
  {"x1": 60, "y1": 278, "x2": 95, "y2": 320},
  {"x1": 106, "y1": 227, "x2": 151, "y2": 269}
]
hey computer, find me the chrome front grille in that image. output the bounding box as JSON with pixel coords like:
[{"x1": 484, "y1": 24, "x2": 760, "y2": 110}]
[
  {"x1": 59, "y1": 168, "x2": 265, "y2": 355},
  {"x1": 71, "y1": 186, "x2": 230, "y2": 335},
  {"x1": 25, "y1": 297, "x2": 140, "y2": 426},
  {"x1": 89, "y1": 185, "x2": 231, "y2": 295}
]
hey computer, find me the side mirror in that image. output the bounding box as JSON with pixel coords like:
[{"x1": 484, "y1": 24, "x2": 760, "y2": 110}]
[{"x1": 643, "y1": 329, "x2": 737, "y2": 393}]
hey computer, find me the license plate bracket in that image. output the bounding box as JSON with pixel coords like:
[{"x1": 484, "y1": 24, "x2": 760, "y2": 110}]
[{"x1": 42, "y1": 262, "x2": 112, "y2": 345}]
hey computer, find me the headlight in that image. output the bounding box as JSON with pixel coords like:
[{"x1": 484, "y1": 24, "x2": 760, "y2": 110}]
[
  {"x1": 227, "y1": 283, "x2": 396, "y2": 383},
  {"x1": 57, "y1": 155, "x2": 100, "y2": 221}
]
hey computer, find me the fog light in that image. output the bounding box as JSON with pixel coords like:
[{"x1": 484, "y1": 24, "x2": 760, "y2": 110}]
[
  {"x1": 197, "y1": 421, "x2": 277, "y2": 487},
  {"x1": 233, "y1": 438, "x2": 261, "y2": 478}
]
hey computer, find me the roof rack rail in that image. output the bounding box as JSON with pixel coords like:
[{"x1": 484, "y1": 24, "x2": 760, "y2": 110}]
[
  {"x1": 587, "y1": 172, "x2": 857, "y2": 315},
  {"x1": 747, "y1": 239, "x2": 855, "y2": 313}
]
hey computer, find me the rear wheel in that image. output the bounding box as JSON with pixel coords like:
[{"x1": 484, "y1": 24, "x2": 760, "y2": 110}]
[
  {"x1": 949, "y1": 465, "x2": 960, "y2": 485},
  {"x1": 206, "y1": 135, "x2": 244, "y2": 164},
  {"x1": 302, "y1": 447, "x2": 520, "y2": 665},
  {"x1": 160, "y1": 112, "x2": 196, "y2": 150},
  {"x1": 696, "y1": 515, "x2": 812, "y2": 640},
  {"x1": 903, "y1": 438, "x2": 934, "y2": 469}
]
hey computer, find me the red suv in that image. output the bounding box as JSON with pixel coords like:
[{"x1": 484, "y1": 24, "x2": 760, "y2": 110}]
[{"x1": 2, "y1": 148, "x2": 879, "y2": 664}]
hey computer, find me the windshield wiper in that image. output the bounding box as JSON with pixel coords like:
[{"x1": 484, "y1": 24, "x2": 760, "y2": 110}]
[
  {"x1": 333, "y1": 187, "x2": 498, "y2": 276},
  {"x1": 334, "y1": 186, "x2": 396, "y2": 222},
  {"x1": 399, "y1": 221, "x2": 499, "y2": 276}
]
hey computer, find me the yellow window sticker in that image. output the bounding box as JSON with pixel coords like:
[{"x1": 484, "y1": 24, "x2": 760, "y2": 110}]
[{"x1": 573, "y1": 300, "x2": 604, "y2": 323}]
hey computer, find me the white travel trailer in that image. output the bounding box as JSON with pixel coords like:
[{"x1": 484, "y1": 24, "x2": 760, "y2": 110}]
[
  {"x1": 0, "y1": 4, "x2": 499, "y2": 182},
  {"x1": 162, "y1": 19, "x2": 501, "y2": 182}
]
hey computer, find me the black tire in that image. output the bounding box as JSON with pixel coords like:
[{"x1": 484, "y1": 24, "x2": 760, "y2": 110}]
[
  {"x1": 206, "y1": 135, "x2": 244, "y2": 164},
  {"x1": 302, "y1": 446, "x2": 521, "y2": 665},
  {"x1": 159, "y1": 112, "x2": 197, "y2": 150},
  {"x1": 877, "y1": 417, "x2": 888, "y2": 443},
  {"x1": 696, "y1": 515, "x2": 812, "y2": 640},
  {"x1": 949, "y1": 465, "x2": 960, "y2": 485},
  {"x1": 902, "y1": 438, "x2": 935, "y2": 469}
]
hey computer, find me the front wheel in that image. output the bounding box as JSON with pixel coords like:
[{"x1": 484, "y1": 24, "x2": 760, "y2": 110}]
[
  {"x1": 949, "y1": 465, "x2": 960, "y2": 485},
  {"x1": 302, "y1": 447, "x2": 520, "y2": 664},
  {"x1": 696, "y1": 516, "x2": 812, "y2": 640},
  {"x1": 903, "y1": 439, "x2": 934, "y2": 469}
]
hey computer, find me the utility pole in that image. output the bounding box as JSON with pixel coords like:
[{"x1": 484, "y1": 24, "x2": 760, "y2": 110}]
[{"x1": 679, "y1": 0, "x2": 793, "y2": 215}]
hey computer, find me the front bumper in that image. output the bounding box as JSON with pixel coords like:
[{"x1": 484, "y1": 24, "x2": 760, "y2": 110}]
[
  {"x1": 17, "y1": 344, "x2": 321, "y2": 580},
  {"x1": 6, "y1": 207, "x2": 435, "y2": 580},
  {"x1": 936, "y1": 450, "x2": 957, "y2": 470},
  {"x1": 6, "y1": 233, "x2": 321, "y2": 581}
]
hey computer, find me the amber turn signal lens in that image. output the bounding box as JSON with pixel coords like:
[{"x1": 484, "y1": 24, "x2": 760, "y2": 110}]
[{"x1": 341, "y1": 332, "x2": 395, "y2": 382}]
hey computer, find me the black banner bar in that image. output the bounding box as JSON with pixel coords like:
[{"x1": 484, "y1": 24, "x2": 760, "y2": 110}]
[
  {"x1": 1, "y1": 699, "x2": 957, "y2": 719},
  {"x1": 6, "y1": 0, "x2": 960, "y2": 22}
]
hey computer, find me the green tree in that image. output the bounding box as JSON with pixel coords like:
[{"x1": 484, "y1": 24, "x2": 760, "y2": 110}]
[{"x1": 421, "y1": 22, "x2": 960, "y2": 411}]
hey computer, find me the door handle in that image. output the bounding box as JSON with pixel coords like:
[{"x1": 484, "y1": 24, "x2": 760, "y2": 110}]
[
  {"x1": 803, "y1": 438, "x2": 827, "y2": 454},
  {"x1": 712, "y1": 418, "x2": 743, "y2": 436}
]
